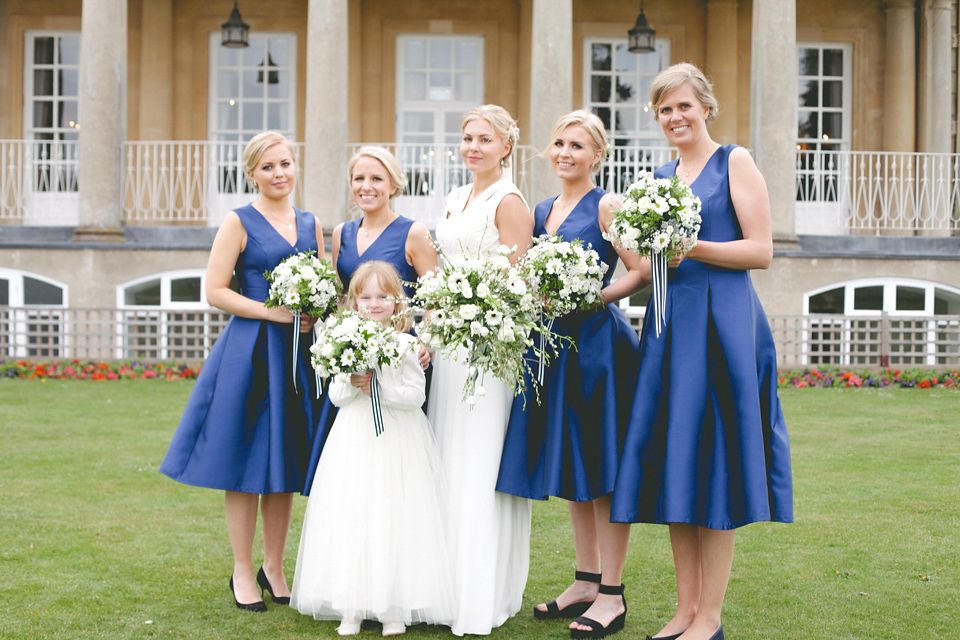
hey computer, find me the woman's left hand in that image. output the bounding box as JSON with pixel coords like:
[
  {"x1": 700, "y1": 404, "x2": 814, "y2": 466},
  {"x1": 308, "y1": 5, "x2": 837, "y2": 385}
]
[{"x1": 300, "y1": 314, "x2": 320, "y2": 333}]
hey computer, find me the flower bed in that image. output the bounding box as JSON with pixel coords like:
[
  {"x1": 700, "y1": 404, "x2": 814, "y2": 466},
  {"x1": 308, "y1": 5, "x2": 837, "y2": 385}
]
[
  {"x1": 778, "y1": 368, "x2": 960, "y2": 389},
  {"x1": 0, "y1": 359, "x2": 200, "y2": 380}
]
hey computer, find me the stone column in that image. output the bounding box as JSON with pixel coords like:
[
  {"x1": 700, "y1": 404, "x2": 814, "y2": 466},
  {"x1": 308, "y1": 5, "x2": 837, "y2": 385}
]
[
  {"x1": 529, "y1": 0, "x2": 573, "y2": 205},
  {"x1": 883, "y1": 0, "x2": 916, "y2": 152},
  {"x1": 706, "y1": 0, "x2": 739, "y2": 144},
  {"x1": 923, "y1": 0, "x2": 952, "y2": 154},
  {"x1": 305, "y1": 0, "x2": 348, "y2": 234},
  {"x1": 74, "y1": 0, "x2": 127, "y2": 242},
  {"x1": 138, "y1": 0, "x2": 173, "y2": 140},
  {"x1": 750, "y1": 0, "x2": 798, "y2": 246}
]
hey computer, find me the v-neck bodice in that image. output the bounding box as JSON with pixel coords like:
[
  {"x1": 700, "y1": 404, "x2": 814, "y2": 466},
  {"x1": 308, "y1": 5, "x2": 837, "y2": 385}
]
[
  {"x1": 337, "y1": 215, "x2": 417, "y2": 297},
  {"x1": 533, "y1": 186, "x2": 617, "y2": 287},
  {"x1": 234, "y1": 203, "x2": 319, "y2": 302}
]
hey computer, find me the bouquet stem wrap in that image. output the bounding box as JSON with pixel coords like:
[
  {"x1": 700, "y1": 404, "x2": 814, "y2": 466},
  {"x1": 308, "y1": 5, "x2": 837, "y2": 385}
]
[
  {"x1": 650, "y1": 252, "x2": 667, "y2": 337},
  {"x1": 370, "y1": 369, "x2": 384, "y2": 436}
]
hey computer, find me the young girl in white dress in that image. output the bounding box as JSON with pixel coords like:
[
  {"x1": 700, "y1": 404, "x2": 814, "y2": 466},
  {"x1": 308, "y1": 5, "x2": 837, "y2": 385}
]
[{"x1": 291, "y1": 261, "x2": 455, "y2": 637}]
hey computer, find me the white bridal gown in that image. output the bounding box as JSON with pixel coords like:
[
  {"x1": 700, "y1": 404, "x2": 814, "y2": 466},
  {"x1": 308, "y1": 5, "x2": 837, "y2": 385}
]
[{"x1": 427, "y1": 179, "x2": 532, "y2": 636}]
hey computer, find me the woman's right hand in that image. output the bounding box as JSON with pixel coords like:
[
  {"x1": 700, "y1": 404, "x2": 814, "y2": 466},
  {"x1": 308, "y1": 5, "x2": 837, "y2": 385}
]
[{"x1": 264, "y1": 305, "x2": 295, "y2": 324}]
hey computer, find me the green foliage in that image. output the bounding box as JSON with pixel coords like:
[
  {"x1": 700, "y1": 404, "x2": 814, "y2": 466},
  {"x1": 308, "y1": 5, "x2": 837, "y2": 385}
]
[{"x1": 0, "y1": 383, "x2": 957, "y2": 638}]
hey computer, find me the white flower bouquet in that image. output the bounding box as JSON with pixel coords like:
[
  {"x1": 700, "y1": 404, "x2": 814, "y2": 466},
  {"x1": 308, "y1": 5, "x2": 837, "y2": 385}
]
[
  {"x1": 413, "y1": 245, "x2": 546, "y2": 405},
  {"x1": 519, "y1": 234, "x2": 608, "y2": 318},
  {"x1": 309, "y1": 310, "x2": 407, "y2": 379},
  {"x1": 602, "y1": 171, "x2": 702, "y2": 336},
  {"x1": 263, "y1": 250, "x2": 340, "y2": 318}
]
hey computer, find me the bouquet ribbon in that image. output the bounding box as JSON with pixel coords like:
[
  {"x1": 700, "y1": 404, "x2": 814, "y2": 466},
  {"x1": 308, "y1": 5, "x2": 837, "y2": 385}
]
[
  {"x1": 370, "y1": 369, "x2": 385, "y2": 436},
  {"x1": 650, "y1": 252, "x2": 667, "y2": 337},
  {"x1": 292, "y1": 310, "x2": 301, "y2": 394},
  {"x1": 537, "y1": 315, "x2": 556, "y2": 385}
]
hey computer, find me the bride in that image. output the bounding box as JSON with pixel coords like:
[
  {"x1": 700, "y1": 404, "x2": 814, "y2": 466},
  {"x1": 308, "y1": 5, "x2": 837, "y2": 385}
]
[{"x1": 427, "y1": 104, "x2": 534, "y2": 636}]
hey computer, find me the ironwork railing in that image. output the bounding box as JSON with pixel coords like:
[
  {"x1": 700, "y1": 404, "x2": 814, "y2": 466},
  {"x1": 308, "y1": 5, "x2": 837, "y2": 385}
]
[{"x1": 2, "y1": 306, "x2": 957, "y2": 368}]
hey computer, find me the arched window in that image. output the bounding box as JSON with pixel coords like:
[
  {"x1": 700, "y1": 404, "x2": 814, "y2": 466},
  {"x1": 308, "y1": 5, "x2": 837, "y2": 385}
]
[
  {"x1": 0, "y1": 268, "x2": 68, "y2": 357},
  {"x1": 118, "y1": 270, "x2": 228, "y2": 361},
  {"x1": 803, "y1": 278, "x2": 960, "y2": 366}
]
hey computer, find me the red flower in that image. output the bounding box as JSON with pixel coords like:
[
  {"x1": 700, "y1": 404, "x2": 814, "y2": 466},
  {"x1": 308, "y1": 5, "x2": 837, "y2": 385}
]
[
  {"x1": 91, "y1": 372, "x2": 106, "y2": 380},
  {"x1": 918, "y1": 379, "x2": 931, "y2": 389}
]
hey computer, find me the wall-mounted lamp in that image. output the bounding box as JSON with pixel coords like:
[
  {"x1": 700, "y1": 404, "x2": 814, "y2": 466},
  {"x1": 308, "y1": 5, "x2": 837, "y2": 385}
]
[
  {"x1": 221, "y1": 1, "x2": 250, "y2": 48},
  {"x1": 628, "y1": 1, "x2": 656, "y2": 54}
]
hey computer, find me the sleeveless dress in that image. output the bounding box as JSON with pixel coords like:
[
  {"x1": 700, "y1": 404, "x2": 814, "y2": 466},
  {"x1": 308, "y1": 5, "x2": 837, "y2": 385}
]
[
  {"x1": 609, "y1": 145, "x2": 794, "y2": 529},
  {"x1": 301, "y1": 214, "x2": 422, "y2": 495},
  {"x1": 159, "y1": 204, "x2": 319, "y2": 494},
  {"x1": 336, "y1": 215, "x2": 419, "y2": 297},
  {"x1": 427, "y1": 179, "x2": 532, "y2": 636},
  {"x1": 497, "y1": 187, "x2": 639, "y2": 502},
  {"x1": 292, "y1": 334, "x2": 455, "y2": 628}
]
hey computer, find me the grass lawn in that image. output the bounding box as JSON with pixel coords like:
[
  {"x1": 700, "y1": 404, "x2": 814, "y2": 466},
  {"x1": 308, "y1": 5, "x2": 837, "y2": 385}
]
[{"x1": 0, "y1": 381, "x2": 957, "y2": 639}]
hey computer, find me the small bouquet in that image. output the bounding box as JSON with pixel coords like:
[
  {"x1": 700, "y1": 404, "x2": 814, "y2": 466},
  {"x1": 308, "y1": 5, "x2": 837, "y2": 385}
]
[
  {"x1": 602, "y1": 171, "x2": 702, "y2": 336},
  {"x1": 263, "y1": 250, "x2": 340, "y2": 318},
  {"x1": 519, "y1": 235, "x2": 608, "y2": 318},
  {"x1": 413, "y1": 245, "x2": 545, "y2": 405},
  {"x1": 263, "y1": 250, "x2": 341, "y2": 393},
  {"x1": 310, "y1": 310, "x2": 411, "y2": 435}
]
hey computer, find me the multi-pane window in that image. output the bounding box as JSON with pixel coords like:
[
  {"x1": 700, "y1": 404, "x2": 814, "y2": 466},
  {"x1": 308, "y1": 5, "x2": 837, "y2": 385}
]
[
  {"x1": 795, "y1": 43, "x2": 851, "y2": 204},
  {"x1": 0, "y1": 269, "x2": 67, "y2": 358},
  {"x1": 394, "y1": 35, "x2": 484, "y2": 226},
  {"x1": 584, "y1": 39, "x2": 669, "y2": 194},
  {"x1": 23, "y1": 32, "x2": 81, "y2": 202}
]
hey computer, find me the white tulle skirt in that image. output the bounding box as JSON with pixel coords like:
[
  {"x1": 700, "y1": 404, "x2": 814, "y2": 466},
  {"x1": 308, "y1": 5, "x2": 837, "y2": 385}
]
[
  {"x1": 427, "y1": 349, "x2": 532, "y2": 636},
  {"x1": 291, "y1": 399, "x2": 455, "y2": 627}
]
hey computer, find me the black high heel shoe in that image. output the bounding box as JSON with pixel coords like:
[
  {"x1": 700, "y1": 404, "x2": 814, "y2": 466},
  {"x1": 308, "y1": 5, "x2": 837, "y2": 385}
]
[
  {"x1": 570, "y1": 583, "x2": 627, "y2": 639},
  {"x1": 645, "y1": 634, "x2": 682, "y2": 640},
  {"x1": 533, "y1": 570, "x2": 602, "y2": 620},
  {"x1": 257, "y1": 566, "x2": 291, "y2": 605},
  {"x1": 229, "y1": 576, "x2": 267, "y2": 612}
]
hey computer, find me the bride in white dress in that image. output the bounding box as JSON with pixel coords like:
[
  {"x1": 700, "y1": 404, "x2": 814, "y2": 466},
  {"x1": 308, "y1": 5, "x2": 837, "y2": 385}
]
[{"x1": 427, "y1": 104, "x2": 534, "y2": 636}]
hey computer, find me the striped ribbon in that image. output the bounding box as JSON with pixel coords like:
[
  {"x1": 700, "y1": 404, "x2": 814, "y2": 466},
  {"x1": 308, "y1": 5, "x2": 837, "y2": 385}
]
[
  {"x1": 370, "y1": 369, "x2": 385, "y2": 436},
  {"x1": 537, "y1": 316, "x2": 556, "y2": 385},
  {"x1": 651, "y1": 252, "x2": 667, "y2": 337},
  {"x1": 291, "y1": 310, "x2": 301, "y2": 393}
]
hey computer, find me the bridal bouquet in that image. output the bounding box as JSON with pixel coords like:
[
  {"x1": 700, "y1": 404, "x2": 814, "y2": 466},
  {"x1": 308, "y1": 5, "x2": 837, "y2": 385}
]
[
  {"x1": 263, "y1": 250, "x2": 340, "y2": 318},
  {"x1": 413, "y1": 245, "x2": 546, "y2": 405},
  {"x1": 310, "y1": 310, "x2": 411, "y2": 435},
  {"x1": 519, "y1": 235, "x2": 608, "y2": 318},
  {"x1": 603, "y1": 171, "x2": 702, "y2": 336}
]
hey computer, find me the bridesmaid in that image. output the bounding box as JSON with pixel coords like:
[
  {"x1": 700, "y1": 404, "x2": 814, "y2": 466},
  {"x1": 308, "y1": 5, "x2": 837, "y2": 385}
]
[
  {"x1": 160, "y1": 130, "x2": 323, "y2": 611},
  {"x1": 610, "y1": 63, "x2": 793, "y2": 640},
  {"x1": 331, "y1": 146, "x2": 437, "y2": 296},
  {"x1": 302, "y1": 146, "x2": 437, "y2": 496},
  {"x1": 427, "y1": 104, "x2": 534, "y2": 636},
  {"x1": 497, "y1": 110, "x2": 648, "y2": 639}
]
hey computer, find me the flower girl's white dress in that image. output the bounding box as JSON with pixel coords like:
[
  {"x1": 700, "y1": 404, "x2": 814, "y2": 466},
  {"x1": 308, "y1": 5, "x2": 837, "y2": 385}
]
[
  {"x1": 291, "y1": 333, "x2": 455, "y2": 628},
  {"x1": 427, "y1": 179, "x2": 533, "y2": 636}
]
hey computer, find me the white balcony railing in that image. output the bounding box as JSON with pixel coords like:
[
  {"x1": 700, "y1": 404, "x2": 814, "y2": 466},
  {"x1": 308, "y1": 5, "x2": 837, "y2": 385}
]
[
  {"x1": 2, "y1": 139, "x2": 959, "y2": 236},
  {"x1": 796, "y1": 149, "x2": 960, "y2": 235}
]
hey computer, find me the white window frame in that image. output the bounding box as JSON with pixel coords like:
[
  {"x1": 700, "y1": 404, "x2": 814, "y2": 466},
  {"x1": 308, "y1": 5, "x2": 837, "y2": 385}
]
[
  {"x1": 22, "y1": 30, "x2": 82, "y2": 226},
  {"x1": 0, "y1": 268, "x2": 68, "y2": 358},
  {"x1": 207, "y1": 32, "x2": 297, "y2": 220}
]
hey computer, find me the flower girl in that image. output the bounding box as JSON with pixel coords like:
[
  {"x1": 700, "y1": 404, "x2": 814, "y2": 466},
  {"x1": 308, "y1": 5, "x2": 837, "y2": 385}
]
[{"x1": 291, "y1": 261, "x2": 455, "y2": 637}]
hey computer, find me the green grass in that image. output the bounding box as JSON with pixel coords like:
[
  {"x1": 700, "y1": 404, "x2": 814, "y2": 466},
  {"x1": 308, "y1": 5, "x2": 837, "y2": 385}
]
[{"x1": 0, "y1": 382, "x2": 957, "y2": 638}]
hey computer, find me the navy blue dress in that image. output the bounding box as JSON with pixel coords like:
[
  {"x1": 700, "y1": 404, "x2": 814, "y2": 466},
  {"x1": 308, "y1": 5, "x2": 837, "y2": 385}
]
[
  {"x1": 497, "y1": 187, "x2": 639, "y2": 502},
  {"x1": 302, "y1": 214, "x2": 421, "y2": 495},
  {"x1": 610, "y1": 145, "x2": 793, "y2": 529},
  {"x1": 160, "y1": 204, "x2": 319, "y2": 494}
]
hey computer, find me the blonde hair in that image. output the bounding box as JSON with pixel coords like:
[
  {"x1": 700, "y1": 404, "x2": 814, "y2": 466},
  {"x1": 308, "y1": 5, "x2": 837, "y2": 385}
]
[
  {"x1": 649, "y1": 62, "x2": 719, "y2": 123},
  {"x1": 549, "y1": 110, "x2": 610, "y2": 169},
  {"x1": 344, "y1": 261, "x2": 412, "y2": 333},
  {"x1": 347, "y1": 146, "x2": 407, "y2": 199},
  {"x1": 461, "y1": 104, "x2": 520, "y2": 168},
  {"x1": 242, "y1": 131, "x2": 296, "y2": 190}
]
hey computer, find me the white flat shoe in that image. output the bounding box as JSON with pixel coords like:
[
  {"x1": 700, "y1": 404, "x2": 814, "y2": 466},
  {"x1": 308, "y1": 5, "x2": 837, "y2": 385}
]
[
  {"x1": 338, "y1": 618, "x2": 361, "y2": 636},
  {"x1": 382, "y1": 621, "x2": 406, "y2": 636}
]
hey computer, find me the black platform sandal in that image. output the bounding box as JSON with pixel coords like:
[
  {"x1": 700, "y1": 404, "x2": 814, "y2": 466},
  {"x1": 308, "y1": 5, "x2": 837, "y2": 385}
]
[
  {"x1": 569, "y1": 583, "x2": 626, "y2": 639},
  {"x1": 533, "y1": 570, "x2": 602, "y2": 620}
]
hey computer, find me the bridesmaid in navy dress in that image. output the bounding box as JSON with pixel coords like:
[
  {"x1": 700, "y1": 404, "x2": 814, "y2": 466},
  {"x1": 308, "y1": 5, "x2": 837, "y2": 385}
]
[
  {"x1": 160, "y1": 131, "x2": 325, "y2": 611},
  {"x1": 610, "y1": 64, "x2": 793, "y2": 640},
  {"x1": 497, "y1": 111, "x2": 648, "y2": 639},
  {"x1": 301, "y1": 146, "x2": 437, "y2": 494}
]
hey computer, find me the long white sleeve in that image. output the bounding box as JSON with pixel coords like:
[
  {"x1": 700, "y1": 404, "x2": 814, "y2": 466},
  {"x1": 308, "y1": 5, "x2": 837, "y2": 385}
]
[
  {"x1": 376, "y1": 344, "x2": 427, "y2": 411},
  {"x1": 329, "y1": 375, "x2": 362, "y2": 407}
]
